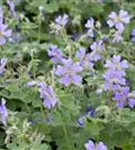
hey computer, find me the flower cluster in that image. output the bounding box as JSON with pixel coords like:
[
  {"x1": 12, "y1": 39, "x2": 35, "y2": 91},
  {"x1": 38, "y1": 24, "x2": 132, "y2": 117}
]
[
  {"x1": 55, "y1": 58, "x2": 83, "y2": 86},
  {"x1": 38, "y1": 82, "x2": 58, "y2": 109},
  {"x1": 103, "y1": 55, "x2": 135, "y2": 108},
  {"x1": 85, "y1": 140, "x2": 107, "y2": 150},
  {"x1": 103, "y1": 55, "x2": 128, "y2": 91}
]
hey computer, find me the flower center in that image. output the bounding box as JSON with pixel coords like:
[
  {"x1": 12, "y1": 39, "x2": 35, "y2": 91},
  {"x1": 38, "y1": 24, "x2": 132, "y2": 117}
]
[{"x1": 115, "y1": 16, "x2": 121, "y2": 23}]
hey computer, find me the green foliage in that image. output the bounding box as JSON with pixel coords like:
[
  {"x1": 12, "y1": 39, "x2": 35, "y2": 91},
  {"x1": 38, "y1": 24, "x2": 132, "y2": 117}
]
[{"x1": 1, "y1": 0, "x2": 135, "y2": 150}]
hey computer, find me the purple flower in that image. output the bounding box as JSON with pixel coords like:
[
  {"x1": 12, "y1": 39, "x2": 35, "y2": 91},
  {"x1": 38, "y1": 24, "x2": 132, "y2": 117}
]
[
  {"x1": 112, "y1": 31, "x2": 123, "y2": 43},
  {"x1": 75, "y1": 48, "x2": 94, "y2": 70},
  {"x1": 113, "y1": 87, "x2": 135, "y2": 108},
  {"x1": 90, "y1": 41, "x2": 103, "y2": 61},
  {"x1": 85, "y1": 18, "x2": 95, "y2": 37},
  {"x1": 75, "y1": 47, "x2": 86, "y2": 64},
  {"x1": 107, "y1": 10, "x2": 130, "y2": 32},
  {"x1": 6, "y1": 0, "x2": 18, "y2": 19},
  {"x1": 55, "y1": 14, "x2": 69, "y2": 26},
  {"x1": 0, "y1": 98, "x2": 8, "y2": 126},
  {"x1": 103, "y1": 70, "x2": 126, "y2": 91},
  {"x1": 0, "y1": 23, "x2": 12, "y2": 45},
  {"x1": 38, "y1": 82, "x2": 58, "y2": 109},
  {"x1": 105, "y1": 55, "x2": 128, "y2": 76},
  {"x1": 113, "y1": 87, "x2": 129, "y2": 108},
  {"x1": 55, "y1": 58, "x2": 83, "y2": 86},
  {"x1": 130, "y1": 27, "x2": 135, "y2": 41},
  {"x1": 85, "y1": 140, "x2": 107, "y2": 150},
  {"x1": 47, "y1": 44, "x2": 63, "y2": 63},
  {"x1": 84, "y1": 54, "x2": 94, "y2": 70},
  {"x1": 0, "y1": 57, "x2": 7, "y2": 75},
  {"x1": 128, "y1": 91, "x2": 135, "y2": 108}
]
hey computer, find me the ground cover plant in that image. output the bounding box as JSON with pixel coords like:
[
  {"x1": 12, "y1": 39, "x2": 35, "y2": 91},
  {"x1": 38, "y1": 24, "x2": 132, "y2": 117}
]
[{"x1": 1, "y1": 0, "x2": 135, "y2": 149}]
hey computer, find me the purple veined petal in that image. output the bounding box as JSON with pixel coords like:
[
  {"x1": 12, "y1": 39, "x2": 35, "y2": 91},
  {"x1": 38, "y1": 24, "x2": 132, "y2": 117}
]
[
  {"x1": 61, "y1": 58, "x2": 72, "y2": 67},
  {"x1": 90, "y1": 42, "x2": 97, "y2": 50},
  {"x1": 120, "y1": 60, "x2": 128, "y2": 68},
  {"x1": 72, "y1": 75, "x2": 82, "y2": 85},
  {"x1": 85, "y1": 18, "x2": 94, "y2": 29},
  {"x1": 119, "y1": 10, "x2": 130, "y2": 24},
  {"x1": 87, "y1": 29, "x2": 94, "y2": 37},
  {"x1": 114, "y1": 92, "x2": 123, "y2": 100},
  {"x1": 72, "y1": 62, "x2": 83, "y2": 72},
  {"x1": 0, "y1": 38, "x2": 6, "y2": 45},
  {"x1": 76, "y1": 47, "x2": 86, "y2": 59},
  {"x1": 47, "y1": 85, "x2": 54, "y2": 96},
  {"x1": 62, "y1": 14, "x2": 69, "y2": 25},
  {"x1": 55, "y1": 66, "x2": 65, "y2": 76},
  {"x1": 116, "y1": 100, "x2": 126, "y2": 108},
  {"x1": 108, "y1": 11, "x2": 117, "y2": 19},
  {"x1": 112, "y1": 55, "x2": 121, "y2": 63},
  {"x1": 107, "y1": 19, "x2": 115, "y2": 27},
  {"x1": 121, "y1": 16, "x2": 130, "y2": 24},
  {"x1": 104, "y1": 60, "x2": 113, "y2": 68},
  {"x1": 43, "y1": 98, "x2": 52, "y2": 109},
  {"x1": 128, "y1": 98, "x2": 135, "y2": 108},
  {"x1": 119, "y1": 10, "x2": 128, "y2": 18},
  {"x1": 115, "y1": 22, "x2": 124, "y2": 33},
  {"x1": 0, "y1": 98, "x2": 8, "y2": 126},
  {"x1": 50, "y1": 97, "x2": 57, "y2": 107},
  {"x1": 59, "y1": 75, "x2": 70, "y2": 86},
  {"x1": 85, "y1": 140, "x2": 95, "y2": 150},
  {"x1": 97, "y1": 142, "x2": 107, "y2": 150},
  {"x1": 55, "y1": 16, "x2": 61, "y2": 24}
]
